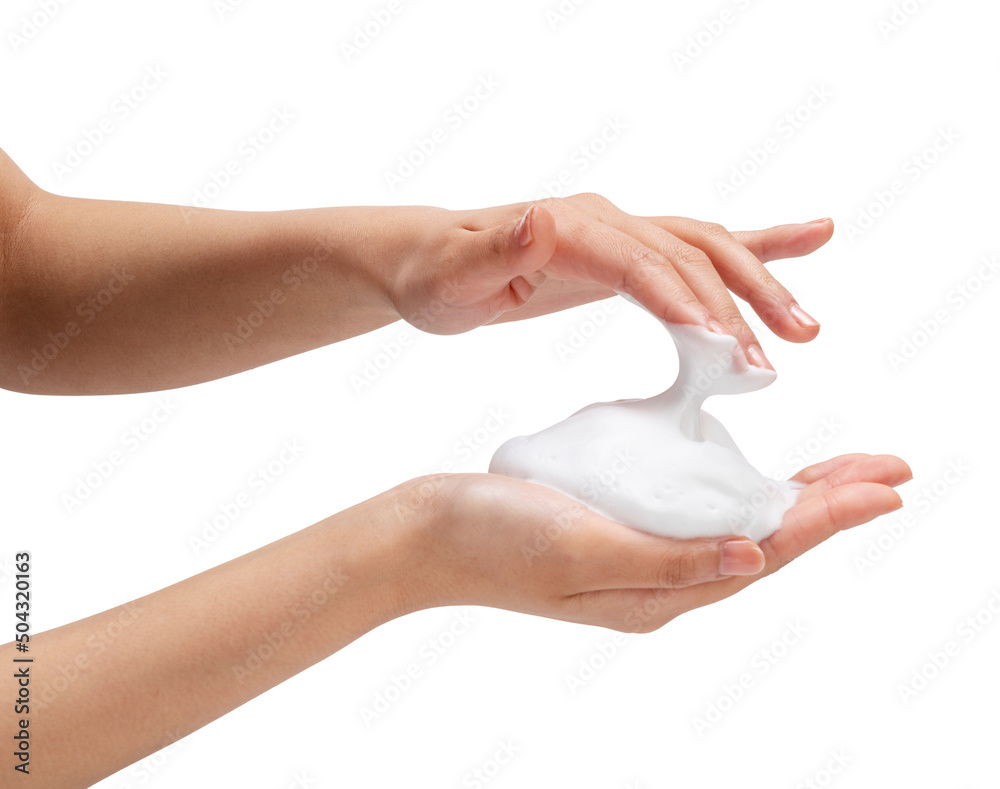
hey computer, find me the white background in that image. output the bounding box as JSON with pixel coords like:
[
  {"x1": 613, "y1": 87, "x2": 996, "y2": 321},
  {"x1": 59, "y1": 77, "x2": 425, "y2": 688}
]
[{"x1": 2, "y1": 0, "x2": 999, "y2": 786}]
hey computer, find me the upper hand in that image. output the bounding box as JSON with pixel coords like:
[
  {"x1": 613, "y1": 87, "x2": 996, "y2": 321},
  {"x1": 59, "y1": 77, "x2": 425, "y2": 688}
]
[{"x1": 388, "y1": 195, "x2": 831, "y2": 369}]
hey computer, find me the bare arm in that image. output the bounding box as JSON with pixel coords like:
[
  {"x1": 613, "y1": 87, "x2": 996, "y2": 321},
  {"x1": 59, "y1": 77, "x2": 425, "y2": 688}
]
[
  {"x1": 1, "y1": 455, "x2": 908, "y2": 788},
  {"x1": 0, "y1": 149, "x2": 831, "y2": 395},
  {"x1": 0, "y1": 149, "x2": 410, "y2": 394},
  {"x1": 1, "y1": 478, "x2": 424, "y2": 788}
]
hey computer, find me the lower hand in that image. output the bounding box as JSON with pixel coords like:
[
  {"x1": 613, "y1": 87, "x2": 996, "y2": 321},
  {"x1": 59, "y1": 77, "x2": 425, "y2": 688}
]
[{"x1": 396, "y1": 453, "x2": 910, "y2": 631}]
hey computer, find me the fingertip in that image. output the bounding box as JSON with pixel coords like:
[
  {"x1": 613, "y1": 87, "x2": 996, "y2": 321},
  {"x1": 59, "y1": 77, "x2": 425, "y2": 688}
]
[
  {"x1": 527, "y1": 203, "x2": 557, "y2": 250},
  {"x1": 720, "y1": 538, "x2": 766, "y2": 576},
  {"x1": 779, "y1": 320, "x2": 821, "y2": 344},
  {"x1": 750, "y1": 298, "x2": 820, "y2": 344},
  {"x1": 509, "y1": 203, "x2": 557, "y2": 274},
  {"x1": 798, "y1": 217, "x2": 835, "y2": 245},
  {"x1": 514, "y1": 205, "x2": 534, "y2": 246},
  {"x1": 870, "y1": 454, "x2": 913, "y2": 486}
]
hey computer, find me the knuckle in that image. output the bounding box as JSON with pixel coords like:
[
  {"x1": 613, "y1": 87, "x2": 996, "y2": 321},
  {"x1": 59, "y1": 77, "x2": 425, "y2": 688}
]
[
  {"x1": 485, "y1": 223, "x2": 510, "y2": 260},
  {"x1": 699, "y1": 220, "x2": 732, "y2": 241},
  {"x1": 626, "y1": 243, "x2": 663, "y2": 270},
  {"x1": 747, "y1": 263, "x2": 783, "y2": 294},
  {"x1": 755, "y1": 299, "x2": 786, "y2": 325},
  {"x1": 537, "y1": 195, "x2": 564, "y2": 215},
  {"x1": 669, "y1": 243, "x2": 713, "y2": 271},
  {"x1": 574, "y1": 191, "x2": 612, "y2": 208},
  {"x1": 620, "y1": 245, "x2": 667, "y2": 291},
  {"x1": 656, "y1": 552, "x2": 696, "y2": 588},
  {"x1": 712, "y1": 303, "x2": 747, "y2": 327}
]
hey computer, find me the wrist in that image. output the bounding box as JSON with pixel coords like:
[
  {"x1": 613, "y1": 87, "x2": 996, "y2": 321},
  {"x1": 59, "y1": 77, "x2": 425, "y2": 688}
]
[
  {"x1": 365, "y1": 474, "x2": 463, "y2": 616},
  {"x1": 373, "y1": 206, "x2": 460, "y2": 332}
]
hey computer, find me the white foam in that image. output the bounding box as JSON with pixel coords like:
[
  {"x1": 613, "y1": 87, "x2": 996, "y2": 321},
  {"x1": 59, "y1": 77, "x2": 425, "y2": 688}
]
[{"x1": 489, "y1": 297, "x2": 803, "y2": 542}]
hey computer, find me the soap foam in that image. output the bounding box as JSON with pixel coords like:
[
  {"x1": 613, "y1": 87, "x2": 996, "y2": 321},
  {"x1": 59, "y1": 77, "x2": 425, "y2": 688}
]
[{"x1": 489, "y1": 298, "x2": 803, "y2": 542}]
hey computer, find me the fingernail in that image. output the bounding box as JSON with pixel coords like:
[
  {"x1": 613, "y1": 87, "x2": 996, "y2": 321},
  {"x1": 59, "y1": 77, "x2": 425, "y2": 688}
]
[
  {"x1": 708, "y1": 320, "x2": 730, "y2": 336},
  {"x1": 747, "y1": 343, "x2": 771, "y2": 370},
  {"x1": 515, "y1": 206, "x2": 534, "y2": 246},
  {"x1": 789, "y1": 303, "x2": 819, "y2": 328},
  {"x1": 720, "y1": 540, "x2": 765, "y2": 576},
  {"x1": 806, "y1": 217, "x2": 831, "y2": 224}
]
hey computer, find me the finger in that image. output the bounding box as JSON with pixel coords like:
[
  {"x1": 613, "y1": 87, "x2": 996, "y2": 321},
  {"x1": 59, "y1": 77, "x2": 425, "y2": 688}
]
[
  {"x1": 571, "y1": 525, "x2": 765, "y2": 593},
  {"x1": 796, "y1": 454, "x2": 913, "y2": 501},
  {"x1": 662, "y1": 481, "x2": 903, "y2": 616},
  {"x1": 728, "y1": 218, "x2": 834, "y2": 264},
  {"x1": 770, "y1": 482, "x2": 903, "y2": 567},
  {"x1": 790, "y1": 453, "x2": 872, "y2": 484},
  {"x1": 552, "y1": 213, "x2": 721, "y2": 331},
  {"x1": 445, "y1": 204, "x2": 557, "y2": 327},
  {"x1": 596, "y1": 211, "x2": 768, "y2": 368},
  {"x1": 471, "y1": 202, "x2": 721, "y2": 332},
  {"x1": 653, "y1": 218, "x2": 820, "y2": 343}
]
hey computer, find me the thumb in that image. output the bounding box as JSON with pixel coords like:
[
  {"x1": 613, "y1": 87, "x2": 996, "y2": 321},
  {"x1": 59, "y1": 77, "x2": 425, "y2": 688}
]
[
  {"x1": 589, "y1": 533, "x2": 766, "y2": 591},
  {"x1": 477, "y1": 203, "x2": 558, "y2": 280}
]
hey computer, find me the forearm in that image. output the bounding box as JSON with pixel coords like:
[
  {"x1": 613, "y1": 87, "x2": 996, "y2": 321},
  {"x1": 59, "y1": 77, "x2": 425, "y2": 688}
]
[
  {"x1": 1, "y1": 480, "x2": 428, "y2": 788},
  {"x1": 0, "y1": 165, "x2": 443, "y2": 394}
]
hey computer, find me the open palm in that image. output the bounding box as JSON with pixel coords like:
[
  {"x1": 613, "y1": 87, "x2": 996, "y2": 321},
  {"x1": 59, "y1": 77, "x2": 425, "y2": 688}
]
[{"x1": 411, "y1": 453, "x2": 910, "y2": 632}]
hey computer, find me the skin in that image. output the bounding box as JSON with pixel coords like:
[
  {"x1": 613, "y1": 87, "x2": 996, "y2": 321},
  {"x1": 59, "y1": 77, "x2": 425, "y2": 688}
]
[
  {"x1": 1, "y1": 456, "x2": 908, "y2": 788},
  {"x1": 0, "y1": 149, "x2": 828, "y2": 394},
  {"x1": 0, "y1": 148, "x2": 909, "y2": 786}
]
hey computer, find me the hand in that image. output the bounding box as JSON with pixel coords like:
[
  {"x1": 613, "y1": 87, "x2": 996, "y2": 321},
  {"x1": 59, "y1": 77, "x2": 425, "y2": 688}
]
[
  {"x1": 387, "y1": 195, "x2": 832, "y2": 369},
  {"x1": 399, "y1": 453, "x2": 910, "y2": 632}
]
